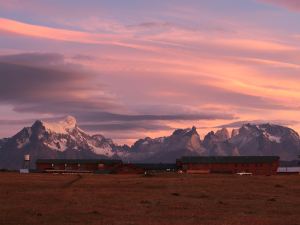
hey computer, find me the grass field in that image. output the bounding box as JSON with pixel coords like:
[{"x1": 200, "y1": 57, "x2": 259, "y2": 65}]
[{"x1": 0, "y1": 173, "x2": 299, "y2": 225}]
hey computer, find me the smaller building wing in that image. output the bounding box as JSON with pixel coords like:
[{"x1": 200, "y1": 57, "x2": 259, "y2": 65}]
[{"x1": 178, "y1": 156, "x2": 280, "y2": 164}]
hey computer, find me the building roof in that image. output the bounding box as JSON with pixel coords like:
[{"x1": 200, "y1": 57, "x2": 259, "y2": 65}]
[
  {"x1": 36, "y1": 159, "x2": 122, "y2": 165},
  {"x1": 178, "y1": 156, "x2": 280, "y2": 164}
]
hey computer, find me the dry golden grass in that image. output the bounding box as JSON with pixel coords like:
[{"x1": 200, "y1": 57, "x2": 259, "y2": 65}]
[{"x1": 0, "y1": 172, "x2": 300, "y2": 225}]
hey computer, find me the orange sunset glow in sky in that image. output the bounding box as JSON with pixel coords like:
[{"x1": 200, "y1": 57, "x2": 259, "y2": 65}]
[{"x1": 0, "y1": 0, "x2": 300, "y2": 144}]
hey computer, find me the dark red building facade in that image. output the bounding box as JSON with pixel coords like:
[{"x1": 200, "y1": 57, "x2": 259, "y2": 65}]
[
  {"x1": 36, "y1": 156, "x2": 280, "y2": 175},
  {"x1": 36, "y1": 159, "x2": 122, "y2": 173},
  {"x1": 36, "y1": 159, "x2": 177, "y2": 174},
  {"x1": 176, "y1": 156, "x2": 280, "y2": 175}
]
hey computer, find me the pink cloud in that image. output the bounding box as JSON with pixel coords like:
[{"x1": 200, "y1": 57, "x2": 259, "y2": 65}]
[
  {"x1": 1, "y1": 13, "x2": 300, "y2": 140},
  {"x1": 260, "y1": 0, "x2": 300, "y2": 11},
  {"x1": 0, "y1": 18, "x2": 156, "y2": 52}
]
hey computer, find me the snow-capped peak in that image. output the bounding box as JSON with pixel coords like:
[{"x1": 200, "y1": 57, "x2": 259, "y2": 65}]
[{"x1": 42, "y1": 115, "x2": 77, "y2": 134}]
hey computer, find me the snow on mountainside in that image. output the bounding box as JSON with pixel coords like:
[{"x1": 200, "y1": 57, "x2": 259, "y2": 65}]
[
  {"x1": 0, "y1": 116, "x2": 300, "y2": 169},
  {"x1": 36, "y1": 116, "x2": 117, "y2": 156},
  {"x1": 229, "y1": 123, "x2": 300, "y2": 160},
  {"x1": 129, "y1": 126, "x2": 207, "y2": 163},
  {"x1": 27, "y1": 116, "x2": 119, "y2": 156},
  {"x1": 0, "y1": 116, "x2": 125, "y2": 169},
  {"x1": 130, "y1": 123, "x2": 300, "y2": 162},
  {"x1": 42, "y1": 115, "x2": 77, "y2": 134}
]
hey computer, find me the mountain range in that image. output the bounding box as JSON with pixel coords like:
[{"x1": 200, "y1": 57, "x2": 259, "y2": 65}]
[{"x1": 0, "y1": 116, "x2": 299, "y2": 169}]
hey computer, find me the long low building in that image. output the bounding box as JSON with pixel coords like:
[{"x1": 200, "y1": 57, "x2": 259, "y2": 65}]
[
  {"x1": 36, "y1": 156, "x2": 280, "y2": 175},
  {"x1": 176, "y1": 156, "x2": 280, "y2": 175},
  {"x1": 36, "y1": 159, "x2": 176, "y2": 174},
  {"x1": 36, "y1": 159, "x2": 123, "y2": 173},
  {"x1": 277, "y1": 167, "x2": 300, "y2": 174},
  {"x1": 116, "y1": 163, "x2": 177, "y2": 174}
]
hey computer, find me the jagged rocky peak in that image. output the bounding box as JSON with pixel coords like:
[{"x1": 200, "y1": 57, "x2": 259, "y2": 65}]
[
  {"x1": 191, "y1": 126, "x2": 197, "y2": 132},
  {"x1": 238, "y1": 123, "x2": 261, "y2": 136},
  {"x1": 64, "y1": 115, "x2": 77, "y2": 127},
  {"x1": 1, "y1": 116, "x2": 300, "y2": 170},
  {"x1": 172, "y1": 126, "x2": 199, "y2": 137},
  {"x1": 40, "y1": 115, "x2": 77, "y2": 134},
  {"x1": 229, "y1": 122, "x2": 300, "y2": 160},
  {"x1": 132, "y1": 136, "x2": 164, "y2": 148},
  {"x1": 31, "y1": 119, "x2": 44, "y2": 129},
  {"x1": 237, "y1": 123, "x2": 299, "y2": 141},
  {"x1": 259, "y1": 123, "x2": 299, "y2": 138},
  {"x1": 240, "y1": 123, "x2": 254, "y2": 130},
  {"x1": 92, "y1": 134, "x2": 106, "y2": 142},
  {"x1": 231, "y1": 128, "x2": 239, "y2": 137},
  {"x1": 259, "y1": 123, "x2": 300, "y2": 143},
  {"x1": 215, "y1": 128, "x2": 230, "y2": 140},
  {"x1": 204, "y1": 131, "x2": 215, "y2": 139},
  {"x1": 203, "y1": 128, "x2": 230, "y2": 143}
]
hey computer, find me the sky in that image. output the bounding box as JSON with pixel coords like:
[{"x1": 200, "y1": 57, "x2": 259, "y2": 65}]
[{"x1": 0, "y1": 0, "x2": 300, "y2": 144}]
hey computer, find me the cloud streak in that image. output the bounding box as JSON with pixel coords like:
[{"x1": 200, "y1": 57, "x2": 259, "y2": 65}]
[
  {"x1": 216, "y1": 120, "x2": 300, "y2": 128},
  {"x1": 0, "y1": 53, "x2": 237, "y2": 140},
  {"x1": 0, "y1": 53, "x2": 122, "y2": 115},
  {"x1": 1, "y1": 1, "x2": 300, "y2": 142},
  {"x1": 0, "y1": 18, "x2": 157, "y2": 51},
  {"x1": 260, "y1": 0, "x2": 300, "y2": 11}
]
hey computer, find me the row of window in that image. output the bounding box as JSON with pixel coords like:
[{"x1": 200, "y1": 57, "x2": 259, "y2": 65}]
[
  {"x1": 234, "y1": 163, "x2": 268, "y2": 167},
  {"x1": 51, "y1": 163, "x2": 105, "y2": 167}
]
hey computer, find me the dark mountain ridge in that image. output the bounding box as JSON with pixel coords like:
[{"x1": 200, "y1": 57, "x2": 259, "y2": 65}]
[{"x1": 0, "y1": 116, "x2": 299, "y2": 169}]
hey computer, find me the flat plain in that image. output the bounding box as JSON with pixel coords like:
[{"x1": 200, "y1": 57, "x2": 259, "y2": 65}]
[{"x1": 0, "y1": 172, "x2": 299, "y2": 225}]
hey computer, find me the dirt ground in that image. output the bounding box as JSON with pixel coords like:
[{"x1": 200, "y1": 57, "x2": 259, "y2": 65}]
[{"x1": 0, "y1": 172, "x2": 299, "y2": 225}]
